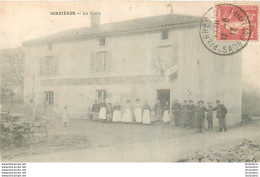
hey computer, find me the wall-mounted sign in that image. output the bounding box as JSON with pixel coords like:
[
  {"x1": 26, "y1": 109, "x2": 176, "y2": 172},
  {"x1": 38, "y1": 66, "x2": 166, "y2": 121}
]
[{"x1": 41, "y1": 75, "x2": 166, "y2": 86}]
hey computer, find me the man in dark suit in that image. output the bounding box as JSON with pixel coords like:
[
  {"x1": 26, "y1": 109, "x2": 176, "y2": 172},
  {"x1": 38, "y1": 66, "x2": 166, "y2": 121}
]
[
  {"x1": 171, "y1": 99, "x2": 181, "y2": 127},
  {"x1": 196, "y1": 101, "x2": 207, "y2": 133},
  {"x1": 188, "y1": 100, "x2": 196, "y2": 128},
  {"x1": 91, "y1": 100, "x2": 100, "y2": 121},
  {"x1": 213, "y1": 100, "x2": 228, "y2": 132},
  {"x1": 154, "y1": 100, "x2": 162, "y2": 122},
  {"x1": 206, "y1": 102, "x2": 214, "y2": 130}
]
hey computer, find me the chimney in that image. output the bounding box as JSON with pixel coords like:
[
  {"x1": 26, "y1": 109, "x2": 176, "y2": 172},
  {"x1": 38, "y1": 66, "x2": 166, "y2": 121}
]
[{"x1": 91, "y1": 14, "x2": 100, "y2": 28}]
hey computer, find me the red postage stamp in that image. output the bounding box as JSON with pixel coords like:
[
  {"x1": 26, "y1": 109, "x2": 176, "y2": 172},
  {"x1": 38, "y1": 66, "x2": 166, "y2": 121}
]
[
  {"x1": 216, "y1": 4, "x2": 258, "y2": 41},
  {"x1": 240, "y1": 5, "x2": 259, "y2": 41}
]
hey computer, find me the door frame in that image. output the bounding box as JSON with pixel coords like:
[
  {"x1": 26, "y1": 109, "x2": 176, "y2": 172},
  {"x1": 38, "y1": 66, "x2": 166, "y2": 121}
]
[{"x1": 156, "y1": 89, "x2": 171, "y2": 106}]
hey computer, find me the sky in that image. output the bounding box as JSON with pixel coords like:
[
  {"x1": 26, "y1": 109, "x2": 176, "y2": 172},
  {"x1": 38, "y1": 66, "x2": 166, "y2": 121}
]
[{"x1": 0, "y1": 1, "x2": 259, "y2": 89}]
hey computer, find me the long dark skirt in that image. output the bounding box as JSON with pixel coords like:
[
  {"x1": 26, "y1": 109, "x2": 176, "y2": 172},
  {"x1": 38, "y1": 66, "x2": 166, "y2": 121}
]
[
  {"x1": 92, "y1": 112, "x2": 99, "y2": 121},
  {"x1": 107, "y1": 113, "x2": 113, "y2": 122}
]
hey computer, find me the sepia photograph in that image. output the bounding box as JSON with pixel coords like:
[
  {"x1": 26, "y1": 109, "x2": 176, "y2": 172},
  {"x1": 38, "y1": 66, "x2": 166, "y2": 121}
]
[{"x1": 0, "y1": 1, "x2": 260, "y2": 163}]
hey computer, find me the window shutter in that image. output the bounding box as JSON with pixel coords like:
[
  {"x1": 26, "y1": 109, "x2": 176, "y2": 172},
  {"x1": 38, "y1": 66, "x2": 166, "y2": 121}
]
[
  {"x1": 107, "y1": 52, "x2": 113, "y2": 72},
  {"x1": 90, "y1": 53, "x2": 96, "y2": 73},
  {"x1": 54, "y1": 91, "x2": 59, "y2": 107},
  {"x1": 53, "y1": 56, "x2": 59, "y2": 74},
  {"x1": 39, "y1": 57, "x2": 44, "y2": 75},
  {"x1": 150, "y1": 47, "x2": 157, "y2": 70}
]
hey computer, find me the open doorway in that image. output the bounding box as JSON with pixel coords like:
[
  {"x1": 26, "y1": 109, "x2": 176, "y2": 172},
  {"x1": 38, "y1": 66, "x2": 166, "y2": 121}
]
[
  {"x1": 96, "y1": 90, "x2": 106, "y2": 101},
  {"x1": 157, "y1": 89, "x2": 170, "y2": 107}
]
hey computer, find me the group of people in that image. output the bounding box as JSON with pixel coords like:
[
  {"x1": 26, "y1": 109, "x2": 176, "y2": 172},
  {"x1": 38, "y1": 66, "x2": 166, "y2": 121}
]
[
  {"x1": 91, "y1": 99, "x2": 158, "y2": 125},
  {"x1": 91, "y1": 99, "x2": 228, "y2": 132},
  {"x1": 171, "y1": 99, "x2": 228, "y2": 133}
]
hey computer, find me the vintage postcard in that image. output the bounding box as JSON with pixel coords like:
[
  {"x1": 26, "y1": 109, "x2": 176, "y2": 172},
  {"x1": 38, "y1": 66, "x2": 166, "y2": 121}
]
[{"x1": 0, "y1": 1, "x2": 260, "y2": 163}]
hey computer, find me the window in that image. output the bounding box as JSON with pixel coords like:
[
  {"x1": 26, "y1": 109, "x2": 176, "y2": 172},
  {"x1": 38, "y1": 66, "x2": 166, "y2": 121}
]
[
  {"x1": 45, "y1": 91, "x2": 54, "y2": 105},
  {"x1": 96, "y1": 90, "x2": 106, "y2": 100},
  {"x1": 157, "y1": 46, "x2": 177, "y2": 69},
  {"x1": 90, "y1": 51, "x2": 112, "y2": 73},
  {"x1": 161, "y1": 30, "x2": 169, "y2": 40},
  {"x1": 47, "y1": 43, "x2": 52, "y2": 51},
  {"x1": 99, "y1": 37, "x2": 105, "y2": 46},
  {"x1": 40, "y1": 56, "x2": 59, "y2": 75},
  {"x1": 96, "y1": 51, "x2": 107, "y2": 72}
]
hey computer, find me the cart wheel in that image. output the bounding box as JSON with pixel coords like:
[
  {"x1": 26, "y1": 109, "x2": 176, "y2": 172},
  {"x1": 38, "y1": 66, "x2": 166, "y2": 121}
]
[{"x1": 14, "y1": 135, "x2": 23, "y2": 147}]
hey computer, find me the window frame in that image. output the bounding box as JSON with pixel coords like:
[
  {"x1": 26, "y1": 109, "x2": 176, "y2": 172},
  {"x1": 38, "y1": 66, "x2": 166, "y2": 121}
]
[
  {"x1": 40, "y1": 55, "x2": 59, "y2": 75},
  {"x1": 96, "y1": 51, "x2": 108, "y2": 72},
  {"x1": 161, "y1": 29, "x2": 169, "y2": 40},
  {"x1": 96, "y1": 90, "x2": 106, "y2": 100},
  {"x1": 44, "y1": 91, "x2": 54, "y2": 105},
  {"x1": 99, "y1": 37, "x2": 106, "y2": 46}
]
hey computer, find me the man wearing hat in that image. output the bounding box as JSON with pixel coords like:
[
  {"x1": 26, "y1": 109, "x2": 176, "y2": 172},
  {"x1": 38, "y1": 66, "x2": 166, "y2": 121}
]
[
  {"x1": 171, "y1": 99, "x2": 181, "y2": 127},
  {"x1": 213, "y1": 100, "x2": 228, "y2": 132},
  {"x1": 188, "y1": 100, "x2": 196, "y2": 128},
  {"x1": 181, "y1": 100, "x2": 189, "y2": 128},
  {"x1": 196, "y1": 101, "x2": 207, "y2": 133}
]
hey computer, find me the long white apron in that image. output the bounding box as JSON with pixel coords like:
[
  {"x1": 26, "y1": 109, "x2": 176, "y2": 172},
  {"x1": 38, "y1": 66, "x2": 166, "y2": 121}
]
[
  {"x1": 142, "y1": 110, "x2": 151, "y2": 124},
  {"x1": 134, "y1": 108, "x2": 142, "y2": 123},
  {"x1": 163, "y1": 110, "x2": 170, "y2": 122},
  {"x1": 122, "y1": 109, "x2": 133, "y2": 123},
  {"x1": 113, "y1": 110, "x2": 122, "y2": 122},
  {"x1": 99, "y1": 107, "x2": 107, "y2": 120}
]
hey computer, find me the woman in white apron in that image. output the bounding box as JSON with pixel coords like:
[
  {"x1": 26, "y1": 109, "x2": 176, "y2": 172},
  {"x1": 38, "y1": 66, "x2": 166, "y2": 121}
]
[
  {"x1": 134, "y1": 99, "x2": 142, "y2": 123},
  {"x1": 122, "y1": 100, "x2": 133, "y2": 123},
  {"x1": 150, "y1": 108, "x2": 156, "y2": 122},
  {"x1": 163, "y1": 102, "x2": 170, "y2": 123},
  {"x1": 142, "y1": 101, "x2": 151, "y2": 124},
  {"x1": 113, "y1": 102, "x2": 122, "y2": 122},
  {"x1": 99, "y1": 101, "x2": 107, "y2": 122}
]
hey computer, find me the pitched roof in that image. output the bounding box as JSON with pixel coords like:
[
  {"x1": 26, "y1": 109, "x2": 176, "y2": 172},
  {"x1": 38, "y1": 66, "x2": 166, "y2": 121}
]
[{"x1": 23, "y1": 14, "x2": 201, "y2": 46}]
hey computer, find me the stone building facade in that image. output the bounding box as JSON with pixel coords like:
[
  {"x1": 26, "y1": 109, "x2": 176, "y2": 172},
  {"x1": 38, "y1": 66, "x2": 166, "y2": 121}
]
[{"x1": 23, "y1": 14, "x2": 242, "y2": 125}]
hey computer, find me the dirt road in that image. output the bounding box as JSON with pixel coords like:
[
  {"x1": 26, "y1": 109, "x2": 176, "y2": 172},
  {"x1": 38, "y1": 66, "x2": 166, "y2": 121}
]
[{"x1": 4, "y1": 118, "x2": 260, "y2": 162}]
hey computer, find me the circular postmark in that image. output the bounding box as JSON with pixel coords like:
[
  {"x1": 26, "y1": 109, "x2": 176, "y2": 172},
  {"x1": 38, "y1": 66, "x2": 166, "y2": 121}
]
[{"x1": 200, "y1": 4, "x2": 251, "y2": 55}]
